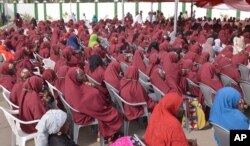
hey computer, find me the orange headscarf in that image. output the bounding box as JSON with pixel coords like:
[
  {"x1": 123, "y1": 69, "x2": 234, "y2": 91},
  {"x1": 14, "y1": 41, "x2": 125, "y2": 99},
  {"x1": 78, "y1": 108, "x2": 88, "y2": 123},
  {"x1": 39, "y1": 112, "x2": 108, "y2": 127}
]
[{"x1": 144, "y1": 92, "x2": 188, "y2": 146}]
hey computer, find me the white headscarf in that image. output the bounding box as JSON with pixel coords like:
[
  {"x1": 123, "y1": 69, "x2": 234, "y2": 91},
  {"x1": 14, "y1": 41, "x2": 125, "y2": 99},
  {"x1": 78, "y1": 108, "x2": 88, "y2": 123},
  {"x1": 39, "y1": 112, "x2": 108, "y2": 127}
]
[{"x1": 36, "y1": 109, "x2": 67, "y2": 146}]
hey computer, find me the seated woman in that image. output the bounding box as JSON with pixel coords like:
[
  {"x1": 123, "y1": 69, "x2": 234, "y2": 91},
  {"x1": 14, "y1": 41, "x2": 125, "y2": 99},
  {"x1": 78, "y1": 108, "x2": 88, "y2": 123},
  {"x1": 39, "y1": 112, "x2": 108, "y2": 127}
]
[
  {"x1": 144, "y1": 92, "x2": 189, "y2": 146},
  {"x1": 85, "y1": 54, "x2": 108, "y2": 95},
  {"x1": 0, "y1": 61, "x2": 16, "y2": 91},
  {"x1": 55, "y1": 65, "x2": 70, "y2": 95},
  {"x1": 42, "y1": 69, "x2": 57, "y2": 85},
  {"x1": 104, "y1": 62, "x2": 121, "y2": 90},
  {"x1": 19, "y1": 76, "x2": 47, "y2": 134},
  {"x1": 197, "y1": 62, "x2": 223, "y2": 91},
  {"x1": 64, "y1": 67, "x2": 122, "y2": 139},
  {"x1": 120, "y1": 66, "x2": 156, "y2": 120},
  {"x1": 179, "y1": 59, "x2": 199, "y2": 96},
  {"x1": 150, "y1": 67, "x2": 170, "y2": 94},
  {"x1": 10, "y1": 68, "x2": 31, "y2": 106},
  {"x1": 132, "y1": 50, "x2": 146, "y2": 73},
  {"x1": 36, "y1": 109, "x2": 79, "y2": 146},
  {"x1": 209, "y1": 87, "x2": 250, "y2": 146}
]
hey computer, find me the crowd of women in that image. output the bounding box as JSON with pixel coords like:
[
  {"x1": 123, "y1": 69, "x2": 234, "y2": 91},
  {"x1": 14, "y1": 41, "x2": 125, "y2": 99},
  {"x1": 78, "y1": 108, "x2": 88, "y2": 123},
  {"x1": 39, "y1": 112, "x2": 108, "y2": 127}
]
[{"x1": 0, "y1": 11, "x2": 250, "y2": 146}]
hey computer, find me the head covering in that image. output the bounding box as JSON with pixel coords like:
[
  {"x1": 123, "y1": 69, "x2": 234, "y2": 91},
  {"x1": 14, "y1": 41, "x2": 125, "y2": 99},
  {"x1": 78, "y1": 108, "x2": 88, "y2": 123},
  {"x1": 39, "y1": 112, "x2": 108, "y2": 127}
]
[
  {"x1": 36, "y1": 109, "x2": 67, "y2": 146},
  {"x1": 88, "y1": 34, "x2": 98, "y2": 48},
  {"x1": 42, "y1": 69, "x2": 57, "y2": 84},
  {"x1": 0, "y1": 62, "x2": 16, "y2": 91},
  {"x1": 66, "y1": 35, "x2": 81, "y2": 52},
  {"x1": 54, "y1": 65, "x2": 69, "y2": 94},
  {"x1": 144, "y1": 92, "x2": 188, "y2": 146},
  {"x1": 209, "y1": 87, "x2": 249, "y2": 130},
  {"x1": 104, "y1": 62, "x2": 121, "y2": 90},
  {"x1": 132, "y1": 50, "x2": 146, "y2": 73},
  {"x1": 202, "y1": 38, "x2": 214, "y2": 58},
  {"x1": 120, "y1": 66, "x2": 154, "y2": 120},
  {"x1": 197, "y1": 62, "x2": 223, "y2": 91},
  {"x1": 19, "y1": 76, "x2": 46, "y2": 134}
]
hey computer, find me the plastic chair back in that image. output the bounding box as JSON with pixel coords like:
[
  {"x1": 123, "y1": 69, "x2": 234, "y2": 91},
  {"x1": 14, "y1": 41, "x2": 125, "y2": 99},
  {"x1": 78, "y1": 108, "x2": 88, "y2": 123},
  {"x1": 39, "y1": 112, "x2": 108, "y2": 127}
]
[
  {"x1": 220, "y1": 73, "x2": 238, "y2": 87},
  {"x1": 0, "y1": 85, "x2": 19, "y2": 109},
  {"x1": 152, "y1": 84, "x2": 165, "y2": 101},
  {"x1": 198, "y1": 82, "x2": 216, "y2": 107},
  {"x1": 138, "y1": 69, "x2": 150, "y2": 82},
  {"x1": 211, "y1": 122, "x2": 230, "y2": 146},
  {"x1": 239, "y1": 81, "x2": 250, "y2": 106},
  {"x1": 238, "y1": 64, "x2": 250, "y2": 81}
]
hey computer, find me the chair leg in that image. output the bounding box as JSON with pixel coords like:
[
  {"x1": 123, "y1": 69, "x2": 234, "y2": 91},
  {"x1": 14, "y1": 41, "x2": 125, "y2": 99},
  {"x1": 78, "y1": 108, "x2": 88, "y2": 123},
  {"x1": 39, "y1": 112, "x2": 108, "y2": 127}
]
[
  {"x1": 123, "y1": 120, "x2": 130, "y2": 136},
  {"x1": 11, "y1": 132, "x2": 16, "y2": 146},
  {"x1": 19, "y1": 138, "x2": 26, "y2": 146},
  {"x1": 73, "y1": 124, "x2": 80, "y2": 144},
  {"x1": 100, "y1": 135, "x2": 105, "y2": 146}
]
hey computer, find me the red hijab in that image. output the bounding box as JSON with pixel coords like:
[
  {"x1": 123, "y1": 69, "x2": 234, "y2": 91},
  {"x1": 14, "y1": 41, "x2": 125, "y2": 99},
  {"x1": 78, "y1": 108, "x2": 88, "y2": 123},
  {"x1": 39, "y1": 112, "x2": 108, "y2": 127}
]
[
  {"x1": 120, "y1": 66, "x2": 155, "y2": 120},
  {"x1": 197, "y1": 62, "x2": 223, "y2": 91},
  {"x1": 144, "y1": 92, "x2": 188, "y2": 146},
  {"x1": 145, "y1": 53, "x2": 159, "y2": 76},
  {"x1": 19, "y1": 76, "x2": 46, "y2": 134},
  {"x1": 0, "y1": 62, "x2": 16, "y2": 91},
  {"x1": 132, "y1": 50, "x2": 146, "y2": 73},
  {"x1": 54, "y1": 65, "x2": 69, "y2": 94},
  {"x1": 64, "y1": 67, "x2": 122, "y2": 137},
  {"x1": 104, "y1": 62, "x2": 121, "y2": 90},
  {"x1": 42, "y1": 69, "x2": 57, "y2": 84}
]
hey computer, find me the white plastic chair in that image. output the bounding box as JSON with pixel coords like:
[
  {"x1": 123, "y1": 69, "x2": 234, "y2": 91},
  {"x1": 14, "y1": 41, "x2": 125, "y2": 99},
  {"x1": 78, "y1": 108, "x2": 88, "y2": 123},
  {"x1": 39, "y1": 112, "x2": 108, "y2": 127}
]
[
  {"x1": 198, "y1": 82, "x2": 216, "y2": 107},
  {"x1": 0, "y1": 106, "x2": 38, "y2": 146},
  {"x1": 239, "y1": 80, "x2": 250, "y2": 106},
  {"x1": 42, "y1": 58, "x2": 56, "y2": 70},
  {"x1": 103, "y1": 80, "x2": 119, "y2": 104},
  {"x1": 111, "y1": 89, "x2": 150, "y2": 135},
  {"x1": 238, "y1": 64, "x2": 250, "y2": 81},
  {"x1": 143, "y1": 57, "x2": 149, "y2": 66},
  {"x1": 33, "y1": 67, "x2": 42, "y2": 77},
  {"x1": 45, "y1": 81, "x2": 100, "y2": 144},
  {"x1": 134, "y1": 134, "x2": 146, "y2": 146},
  {"x1": 86, "y1": 74, "x2": 102, "y2": 86},
  {"x1": 0, "y1": 85, "x2": 19, "y2": 109},
  {"x1": 151, "y1": 84, "x2": 165, "y2": 102},
  {"x1": 186, "y1": 78, "x2": 199, "y2": 92},
  {"x1": 138, "y1": 69, "x2": 150, "y2": 82},
  {"x1": 211, "y1": 122, "x2": 230, "y2": 146},
  {"x1": 120, "y1": 62, "x2": 128, "y2": 73},
  {"x1": 220, "y1": 73, "x2": 238, "y2": 87}
]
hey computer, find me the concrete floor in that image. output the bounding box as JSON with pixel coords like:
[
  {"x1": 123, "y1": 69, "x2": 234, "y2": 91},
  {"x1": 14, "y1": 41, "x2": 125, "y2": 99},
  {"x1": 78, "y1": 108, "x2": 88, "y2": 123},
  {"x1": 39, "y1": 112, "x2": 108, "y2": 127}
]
[{"x1": 0, "y1": 91, "x2": 217, "y2": 146}]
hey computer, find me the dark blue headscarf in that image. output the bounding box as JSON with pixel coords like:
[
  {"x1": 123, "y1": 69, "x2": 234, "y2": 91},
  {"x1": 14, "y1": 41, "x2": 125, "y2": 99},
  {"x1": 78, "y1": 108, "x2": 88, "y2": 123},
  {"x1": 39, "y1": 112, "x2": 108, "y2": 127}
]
[{"x1": 66, "y1": 35, "x2": 80, "y2": 52}]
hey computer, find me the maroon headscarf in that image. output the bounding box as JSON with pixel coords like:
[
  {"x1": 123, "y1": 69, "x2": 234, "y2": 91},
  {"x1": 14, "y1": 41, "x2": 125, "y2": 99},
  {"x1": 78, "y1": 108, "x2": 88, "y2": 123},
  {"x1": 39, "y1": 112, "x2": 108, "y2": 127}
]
[
  {"x1": 104, "y1": 62, "x2": 121, "y2": 90},
  {"x1": 19, "y1": 76, "x2": 46, "y2": 134},
  {"x1": 64, "y1": 67, "x2": 122, "y2": 137},
  {"x1": 42, "y1": 69, "x2": 57, "y2": 84},
  {"x1": 150, "y1": 67, "x2": 170, "y2": 94},
  {"x1": 146, "y1": 53, "x2": 159, "y2": 76},
  {"x1": 162, "y1": 52, "x2": 182, "y2": 94},
  {"x1": 0, "y1": 62, "x2": 16, "y2": 91},
  {"x1": 215, "y1": 56, "x2": 241, "y2": 82},
  {"x1": 197, "y1": 62, "x2": 223, "y2": 91},
  {"x1": 120, "y1": 66, "x2": 155, "y2": 120},
  {"x1": 132, "y1": 50, "x2": 146, "y2": 73},
  {"x1": 54, "y1": 65, "x2": 69, "y2": 95}
]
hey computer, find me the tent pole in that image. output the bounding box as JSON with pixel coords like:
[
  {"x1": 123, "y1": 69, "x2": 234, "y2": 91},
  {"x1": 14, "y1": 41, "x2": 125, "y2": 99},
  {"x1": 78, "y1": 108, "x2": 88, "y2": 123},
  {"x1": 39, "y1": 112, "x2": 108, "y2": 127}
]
[
  {"x1": 174, "y1": 0, "x2": 179, "y2": 35},
  {"x1": 122, "y1": 0, "x2": 125, "y2": 25}
]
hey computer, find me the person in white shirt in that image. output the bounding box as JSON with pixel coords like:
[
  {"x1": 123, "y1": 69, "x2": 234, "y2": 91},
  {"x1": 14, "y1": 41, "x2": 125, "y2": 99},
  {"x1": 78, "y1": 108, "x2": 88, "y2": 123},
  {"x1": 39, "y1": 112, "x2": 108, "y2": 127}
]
[
  {"x1": 233, "y1": 31, "x2": 245, "y2": 55},
  {"x1": 134, "y1": 11, "x2": 143, "y2": 25},
  {"x1": 69, "y1": 13, "x2": 76, "y2": 23},
  {"x1": 82, "y1": 13, "x2": 87, "y2": 22}
]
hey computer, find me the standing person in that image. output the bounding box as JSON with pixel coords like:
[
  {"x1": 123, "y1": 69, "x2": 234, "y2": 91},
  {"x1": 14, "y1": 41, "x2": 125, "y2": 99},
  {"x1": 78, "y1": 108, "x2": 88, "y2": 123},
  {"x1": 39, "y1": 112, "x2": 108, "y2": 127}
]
[
  {"x1": 92, "y1": 15, "x2": 98, "y2": 23},
  {"x1": 144, "y1": 92, "x2": 190, "y2": 146},
  {"x1": 134, "y1": 11, "x2": 143, "y2": 25},
  {"x1": 82, "y1": 13, "x2": 87, "y2": 22},
  {"x1": 14, "y1": 13, "x2": 23, "y2": 28},
  {"x1": 233, "y1": 31, "x2": 245, "y2": 55}
]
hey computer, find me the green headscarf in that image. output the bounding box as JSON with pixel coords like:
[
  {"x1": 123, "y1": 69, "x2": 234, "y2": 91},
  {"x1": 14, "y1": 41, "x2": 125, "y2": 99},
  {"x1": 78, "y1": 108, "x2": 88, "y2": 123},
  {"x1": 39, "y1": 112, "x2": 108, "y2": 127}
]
[{"x1": 88, "y1": 34, "x2": 98, "y2": 48}]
